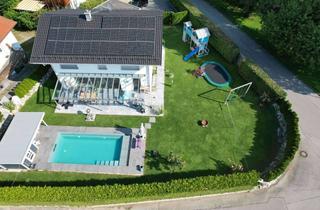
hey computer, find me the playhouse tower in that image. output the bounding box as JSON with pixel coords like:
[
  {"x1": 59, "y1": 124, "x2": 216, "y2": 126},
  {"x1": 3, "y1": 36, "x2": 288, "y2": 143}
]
[{"x1": 182, "y1": 21, "x2": 210, "y2": 61}]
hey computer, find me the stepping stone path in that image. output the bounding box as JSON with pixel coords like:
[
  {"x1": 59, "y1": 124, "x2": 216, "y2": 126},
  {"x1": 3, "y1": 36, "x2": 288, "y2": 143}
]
[
  {"x1": 145, "y1": 117, "x2": 156, "y2": 129},
  {"x1": 149, "y1": 117, "x2": 156, "y2": 123},
  {"x1": 145, "y1": 123, "x2": 152, "y2": 129}
]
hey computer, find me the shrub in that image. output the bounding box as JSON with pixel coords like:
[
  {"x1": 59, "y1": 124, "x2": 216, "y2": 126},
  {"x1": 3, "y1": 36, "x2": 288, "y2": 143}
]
[
  {"x1": 238, "y1": 59, "x2": 287, "y2": 100},
  {"x1": 171, "y1": 10, "x2": 188, "y2": 25},
  {"x1": 0, "y1": 112, "x2": 3, "y2": 122},
  {"x1": 3, "y1": 101, "x2": 15, "y2": 113},
  {"x1": 0, "y1": 171, "x2": 259, "y2": 205},
  {"x1": 4, "y1": 8, "x2": 47, "y2": 30},
  {"x1": 265, "y1": 99, "x2": 300, "y2": 181},
  {"x1": 163, "y1": 11, "x2": 172, "y2": 25},
  {"x1": 170, "y1": 0, "x2": 240, "y2": 63},
  {"x1": 163, "y1": 10, "x2": 188, "y2": 25},
  {"x1": 79, "y1": 0, "x2": 105, "y2": 9},
  {"x1": 0, "y1": 0, "x2": 19, "y2": 15}
]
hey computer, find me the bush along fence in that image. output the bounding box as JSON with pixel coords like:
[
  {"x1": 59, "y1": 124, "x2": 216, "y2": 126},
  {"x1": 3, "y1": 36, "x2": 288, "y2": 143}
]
[
  {"x1": 169, "y1": 0, "x2": 240, "y2": 63},
  {"x1": 236, "y1": 58, "x2": 299, "y2": 183},
  {"x1": 163, "y1": 10, "x2": 189, "y2": 25},
  {"x1": 170, "y1": 0, "x2": 300, "y2": 184},
  {"x1": 0, "y1": 171, "x2": 259, "y2": 205}
]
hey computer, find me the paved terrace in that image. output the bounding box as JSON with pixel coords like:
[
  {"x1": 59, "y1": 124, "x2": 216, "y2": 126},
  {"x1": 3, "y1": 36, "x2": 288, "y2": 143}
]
[
  {"x1": 54, "y1": 47, "x2": 165, "y2": 117},
  {"x1": 34, "y1": 126, "x2": 145, "y2": 175}
]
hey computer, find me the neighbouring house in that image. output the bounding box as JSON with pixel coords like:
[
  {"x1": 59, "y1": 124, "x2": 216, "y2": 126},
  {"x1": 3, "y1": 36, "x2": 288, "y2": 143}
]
[
  {"x1": 30, "y1": 7, "x2": 164, "y2": 114},
  {"x1": 0, "y1": 112, "x2": 46, "y2": 170},
  {"x1": 0, "y1": 16, "x2": 23, "y2": 81},
  {"x1": 15, "y1": 0, "x2": 45, "y2": 12}
]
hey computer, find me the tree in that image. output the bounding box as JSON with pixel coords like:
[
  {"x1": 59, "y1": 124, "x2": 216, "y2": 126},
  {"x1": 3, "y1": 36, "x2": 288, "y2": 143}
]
[
  {"x1": 166, "y1": 152, "x2": 185, "y2": 172},
  {"x1": 258, "y1": 0, "x2": 320, "y2": 74}
]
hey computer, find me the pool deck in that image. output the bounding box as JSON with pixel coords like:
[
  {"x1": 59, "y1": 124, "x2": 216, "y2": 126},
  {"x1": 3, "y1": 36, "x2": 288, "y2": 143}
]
[{"x1": 33, "y1": 125, "x2": 145, "y2": 175}]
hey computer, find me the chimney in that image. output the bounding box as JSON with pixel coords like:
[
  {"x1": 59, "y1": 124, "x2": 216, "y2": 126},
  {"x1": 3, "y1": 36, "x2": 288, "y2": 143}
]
[{"x1": 84, "y1": 10, "x2": 92, "y2": 21}]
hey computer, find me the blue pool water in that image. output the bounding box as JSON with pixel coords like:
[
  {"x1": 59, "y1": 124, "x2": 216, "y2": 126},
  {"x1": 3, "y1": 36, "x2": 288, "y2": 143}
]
[{"x1": 49, "y1": 133, "x2": 123, "y2": 165}]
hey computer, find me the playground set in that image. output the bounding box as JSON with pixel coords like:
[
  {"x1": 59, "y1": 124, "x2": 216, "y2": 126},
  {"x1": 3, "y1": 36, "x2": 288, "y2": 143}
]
[
  {"x1": 182, "y1": 21, "x2": 252, "y2": 104},
  {"x1": 182, "y1": 21, "x2": 210, "y2": 61}
]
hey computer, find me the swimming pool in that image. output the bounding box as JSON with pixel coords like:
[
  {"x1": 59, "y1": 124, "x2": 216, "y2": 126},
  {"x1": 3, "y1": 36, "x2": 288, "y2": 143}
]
[{"x1": 49, "y1": 133, "x2": 124, "y2": 166}]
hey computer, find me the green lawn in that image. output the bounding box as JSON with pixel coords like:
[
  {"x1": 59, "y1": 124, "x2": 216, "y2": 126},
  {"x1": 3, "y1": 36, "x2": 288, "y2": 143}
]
[
  {"x1": 2, "y1": 26, "x2": 278, "y2": 183},
  {"x1": 204, "y1": 0, "x2": 320, "y2": 93},
  {"x1": 146, "y1": 26, "x2": 277, "y2": 174}
]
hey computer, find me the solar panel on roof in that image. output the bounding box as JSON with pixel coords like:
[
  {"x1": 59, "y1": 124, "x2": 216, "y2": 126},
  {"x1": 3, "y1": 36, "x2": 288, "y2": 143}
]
[
  {"x1": 65, "y1": 29, "x2": 76, "y2": 40},
  {"x1": 67, "y1": 17, "x2": 77, "y2": 27},
  {"x1": 102, "y1": 17, "x2": 112, "y2": 28},
  {"x1": 145, "y1": 17, "x2": 155, "y2": 28},
  {"x1": 50, "y1": 16, "x2": 60, "y2": 27},
  {"x1": 82, "y1": 29, "x2": 93, "y2": 40},
  {"x1": 63, "y1": 42, "x2": 73, "y2": 54},
  {"x1": 44, "y1": 13, "x2": 158, "y2": 58},
  {"x1": 120, "y1": 17, "x2": 129, "y2": 28},
  {"x1": 48, "y1": 29, "x2": 58, "y2": 40},
  {"x1": 72, "y1": 42, "x2": 83, "y2": 54},
  {"x1": 81, "y1": 42, "x2": 91, "y2": 54},
  {"x1": 57, "y1": 29, "x2": 67, "y2": 40},
  {"x1": 59, "y1": 16, "x2": 69, "y2": 27},
  {"x1": 90, "y1": 42, "x2": 101, "y2": 54},
  {"x1": 44, "y1": 41, "x2": 56, "y2": 54},
  {"x1": 129, "y1": 17, "x2": 138, "y2": 28},
  {"x1": 55, "y1": 42, "x2": 65, "y2": 54},
  {"x1": 111, "y1": 17, "x2": 121, "y2": 28}
]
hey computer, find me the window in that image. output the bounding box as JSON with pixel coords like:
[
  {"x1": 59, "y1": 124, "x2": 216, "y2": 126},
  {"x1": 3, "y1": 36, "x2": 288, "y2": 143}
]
[
  {"x1": 121, "y1": 66, "x2": 140, "y2": 71},
  {"x1": 98, "y1": 65, "x2": 108, "y2": 70},
  {"x1": 60, "y1": 64, "x2": 78, "y2": 69}
]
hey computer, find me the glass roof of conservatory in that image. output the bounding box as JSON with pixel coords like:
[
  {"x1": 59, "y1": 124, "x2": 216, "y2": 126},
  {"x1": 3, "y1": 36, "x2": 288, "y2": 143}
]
[{"x1": 52, "y1": 73, "x2": 142, "y2": 104}]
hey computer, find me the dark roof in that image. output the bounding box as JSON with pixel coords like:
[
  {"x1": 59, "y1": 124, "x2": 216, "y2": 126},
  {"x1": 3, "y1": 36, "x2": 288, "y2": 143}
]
[{"x1": 30, "y1": 9, "x2": 163, "y2": 65}]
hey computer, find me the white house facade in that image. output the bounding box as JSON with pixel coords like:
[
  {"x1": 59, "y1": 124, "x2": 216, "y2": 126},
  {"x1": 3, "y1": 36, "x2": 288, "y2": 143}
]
[
  {"x1": 31, "y1": 9, "x2": 163, "y2": 107},
  {"x1": 0, "y1": 16, "x2": 19, "y2": 74}
]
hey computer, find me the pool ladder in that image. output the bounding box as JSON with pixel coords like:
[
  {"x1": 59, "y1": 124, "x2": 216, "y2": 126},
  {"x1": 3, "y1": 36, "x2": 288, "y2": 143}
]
[{"x1": 95, "y1": 160, "x2": 119, "y2": 166}]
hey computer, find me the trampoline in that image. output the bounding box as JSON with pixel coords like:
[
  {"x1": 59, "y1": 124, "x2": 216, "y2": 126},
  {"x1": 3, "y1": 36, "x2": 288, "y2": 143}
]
[{"x1": 201, "y1": 61, "x2": 232, "y2": 88}]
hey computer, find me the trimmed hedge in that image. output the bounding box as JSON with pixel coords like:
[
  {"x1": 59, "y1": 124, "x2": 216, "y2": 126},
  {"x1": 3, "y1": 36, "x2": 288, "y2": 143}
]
[
  {"x1": 163, "y1": 10, "x2": 188, "y2": 25},
  {"x1": 0, "y1": 171, "x2": 259, "y2": 205},
  {"x1": 169, "y1": 0, "x2": 240, "y2": 63},
  {"x1": 265, "y1": 99, "x2": 300, "y2": 181},
  {"x1": 238, "y1": 59, "x2": 287, "y2": 100},
  {"x1": 15, "y1": 65, "x2": 49, "y2": 98}
]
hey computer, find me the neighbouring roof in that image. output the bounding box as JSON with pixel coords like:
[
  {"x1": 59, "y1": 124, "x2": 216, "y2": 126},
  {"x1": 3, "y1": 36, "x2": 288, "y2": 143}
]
[
  {"x1": 30, "y1": 9, "x2": 163, "y2": 65},
  {"x1": 93, "y1": 0, "x2": 140, "y2": 11},
  {"x1": 0, "y1": 16, "x2": 16, "y2": 43},
  {"x1": 0, "y1": 112, "x2": 44, "y2": 165},
  {"x1": 15, "y1": 0, "x2": 45, "y2": 12}
]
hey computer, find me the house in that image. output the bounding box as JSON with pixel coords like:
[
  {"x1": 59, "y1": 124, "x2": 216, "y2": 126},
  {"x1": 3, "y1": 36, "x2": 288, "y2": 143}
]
[
  {"x1": 0, "y1": 112, "x2": 45, "y2": 170},
  {"x1": 30, "y1": 8, "x2": 164, "y2": 114},
  {"x1": 0, "y1": 16, "x2": 22, "y2": 80}
]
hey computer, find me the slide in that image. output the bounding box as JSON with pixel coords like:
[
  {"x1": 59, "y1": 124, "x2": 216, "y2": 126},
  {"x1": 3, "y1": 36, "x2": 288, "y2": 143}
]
[{"x1": 183, "y1": 47, "x2": 199, "y2": 61}]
